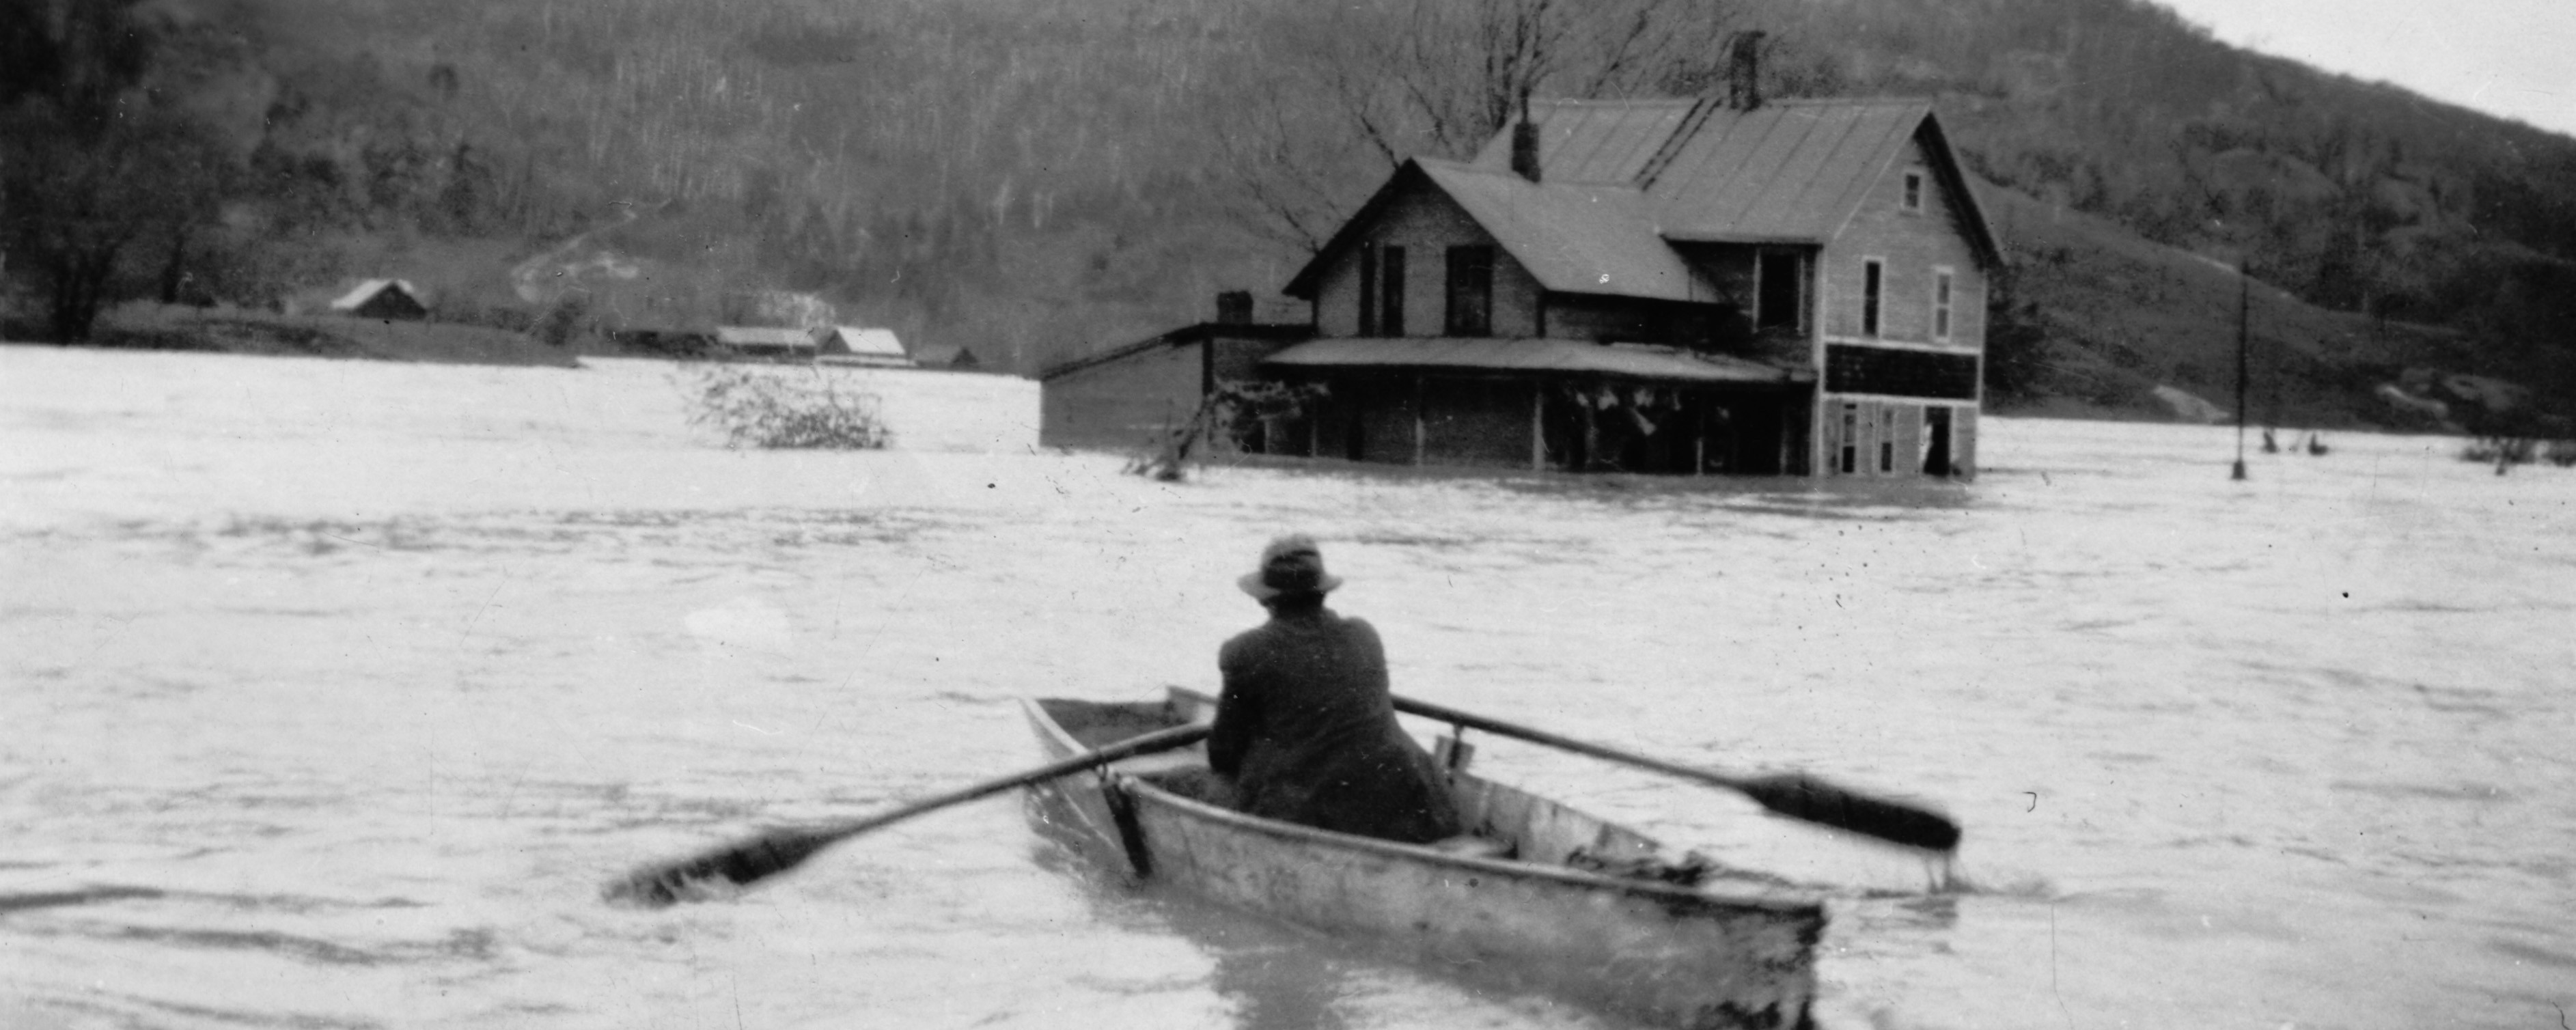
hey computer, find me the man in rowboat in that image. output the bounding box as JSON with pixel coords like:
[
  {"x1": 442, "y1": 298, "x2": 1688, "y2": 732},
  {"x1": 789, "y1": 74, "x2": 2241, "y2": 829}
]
[{"x1": 1208, "y1": 535, "x2": 1464, "y2": 844}]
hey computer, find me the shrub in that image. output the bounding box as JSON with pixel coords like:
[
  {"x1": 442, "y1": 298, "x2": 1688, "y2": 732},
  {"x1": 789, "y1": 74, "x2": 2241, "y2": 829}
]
[
  {"x1": 1126, "y1": 381, "x2": 1329, "y2": 481},
  {"x1": 2462, "y1": 436, "x2": 2537, "y2": 473},
  {"x1": 678, "y1": 363, "x2": 891, "y2": 449}
]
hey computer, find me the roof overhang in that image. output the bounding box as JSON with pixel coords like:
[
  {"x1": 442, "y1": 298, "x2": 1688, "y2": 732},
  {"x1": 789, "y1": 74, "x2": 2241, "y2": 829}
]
[{"x1": 1262, "y1": 337, "x2": 1812, "y2": 385}]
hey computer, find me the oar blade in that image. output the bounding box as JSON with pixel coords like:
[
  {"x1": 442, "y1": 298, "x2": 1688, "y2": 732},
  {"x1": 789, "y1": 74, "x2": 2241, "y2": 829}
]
[
  {"x1": 1736, "y1": 772, "x2": 1961, "y2": 853},
  {"x1": 603, "y1": 829, "x2": 831, "y2": 909}
]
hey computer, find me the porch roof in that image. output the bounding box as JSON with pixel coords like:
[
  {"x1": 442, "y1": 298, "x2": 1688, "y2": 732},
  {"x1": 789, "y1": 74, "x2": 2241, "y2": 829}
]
[{"x1": 1262, "y1": 337, "x2": 1810, "y2": 385}]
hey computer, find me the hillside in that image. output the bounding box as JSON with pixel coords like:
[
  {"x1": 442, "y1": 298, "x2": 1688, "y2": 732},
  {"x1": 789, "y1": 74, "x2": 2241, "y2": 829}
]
[
  {"x1": 6, "y1": 0, "x2": 2572, "y2": 432},
  {"x1": 1982, "y1": 185, "x2": 2469, "y2": 428}
]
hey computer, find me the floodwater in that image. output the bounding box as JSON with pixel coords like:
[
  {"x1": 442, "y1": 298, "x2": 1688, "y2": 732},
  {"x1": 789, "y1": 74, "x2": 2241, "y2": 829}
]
[{"x1": 3, "y1": 346, "x2": 2570, "y2": 1030}]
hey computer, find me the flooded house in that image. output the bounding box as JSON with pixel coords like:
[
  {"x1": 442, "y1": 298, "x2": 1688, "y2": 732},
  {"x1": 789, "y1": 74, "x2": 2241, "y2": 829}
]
[{"x1": 1044, "y1": 85, "x2": 2002, "y2": 478}]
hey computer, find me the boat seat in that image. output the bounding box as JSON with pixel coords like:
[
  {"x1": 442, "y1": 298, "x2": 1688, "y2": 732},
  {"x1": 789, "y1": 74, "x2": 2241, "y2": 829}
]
[{"x1": 1429, "y1": 835, "x2": 1513, "y2": 860}]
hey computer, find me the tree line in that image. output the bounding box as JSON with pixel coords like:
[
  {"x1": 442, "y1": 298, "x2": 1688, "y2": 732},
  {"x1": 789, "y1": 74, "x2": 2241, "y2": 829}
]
[{"x1": 5, "y1": 0, "x2": 2573, "y2": 419}]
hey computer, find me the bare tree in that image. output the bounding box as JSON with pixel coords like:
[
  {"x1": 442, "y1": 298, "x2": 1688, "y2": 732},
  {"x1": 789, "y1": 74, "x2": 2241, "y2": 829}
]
[{"x1": 1213, "y1": 0, "x2": 1746, "y2": 251}]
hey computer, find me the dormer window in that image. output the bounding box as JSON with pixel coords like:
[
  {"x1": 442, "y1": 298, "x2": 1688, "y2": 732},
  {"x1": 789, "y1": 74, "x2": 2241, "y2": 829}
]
[{"x1": 1902, "y1": 170, "x2": 1926, "y2": 213}]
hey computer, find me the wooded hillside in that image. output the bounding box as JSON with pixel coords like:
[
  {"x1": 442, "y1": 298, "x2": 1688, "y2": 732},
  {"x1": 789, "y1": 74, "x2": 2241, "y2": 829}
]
[{"x1": 7, "y1": 0, "x2": 2571, "y2": 432}]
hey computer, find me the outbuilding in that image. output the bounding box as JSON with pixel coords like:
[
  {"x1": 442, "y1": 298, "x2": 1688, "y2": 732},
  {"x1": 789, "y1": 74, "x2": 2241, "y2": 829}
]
[
  {"x1": 713, "y1": 326, "x2": 818, "y2": 359},
  {"x1": 818, "y1": 326, "x2": 913, "y2": 367},
  {"x1": 328, "y1": 279, "x2": 430, "y2": 321}
]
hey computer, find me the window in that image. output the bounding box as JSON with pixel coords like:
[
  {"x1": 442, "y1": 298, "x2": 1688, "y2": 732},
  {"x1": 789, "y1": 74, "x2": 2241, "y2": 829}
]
[
  {"x1": 1933, "y1": 268, "x2": 1955, "y2": 342},
  {"x1": 1839, "y1": 403, "x2": 1858, "y2": 474},
  {"x1": 1445, "y1": 245, "x2": 1494, "y2": 336},
  {"x1": 1380, "y1": 246, "x2": 1407, "y2": 336},
  {"x1": 1861, "y1": 259, "x2": 1884, "y2": 337},
  {"x1": 1902, "y1": 170, "x2": 1925, "y2": 213},
  {"x1": 1357, "y1": 244, "x2": 1380, "y2": 336},
  {"x1": 1756, "y1": 250, "x2": 1803, "y2": 330}
]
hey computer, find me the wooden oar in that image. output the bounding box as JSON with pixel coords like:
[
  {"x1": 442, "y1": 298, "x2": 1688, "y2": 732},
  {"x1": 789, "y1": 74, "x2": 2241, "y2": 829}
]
[
  {"x1": 1390, "y1": 695, "x2": 1961, "y2": 853},
  {"x1": 603, "y1": 723, "x2": 1211, "y2": 908}
]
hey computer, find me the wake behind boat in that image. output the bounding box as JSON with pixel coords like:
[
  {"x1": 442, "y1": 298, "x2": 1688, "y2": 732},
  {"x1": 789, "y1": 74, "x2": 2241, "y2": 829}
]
[{"x1": 1022, "y1": 687, "x2": 1827, "y2": 1030}]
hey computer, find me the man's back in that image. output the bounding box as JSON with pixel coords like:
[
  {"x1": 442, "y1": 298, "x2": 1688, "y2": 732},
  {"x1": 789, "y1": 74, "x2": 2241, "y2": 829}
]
[{"x1": 1210, "y1": 606, "x2": 1462, "y2": 844}]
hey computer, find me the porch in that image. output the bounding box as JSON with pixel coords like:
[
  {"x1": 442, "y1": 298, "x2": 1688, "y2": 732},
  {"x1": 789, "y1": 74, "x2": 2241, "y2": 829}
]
[{"x1": 1249, "y1": 338, "x2": 1815, "y2": 475}]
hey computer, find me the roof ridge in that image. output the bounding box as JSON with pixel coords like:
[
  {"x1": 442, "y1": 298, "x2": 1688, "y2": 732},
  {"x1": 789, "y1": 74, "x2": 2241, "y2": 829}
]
[
  {"x1": 1419, "y1": 157, "x2": 1650, "y2": 195},
  {"x1": 1532, "y1": 96, "x2": 1698, "y2": 109},
  {"x1": 1767, "y1": 95, "x2": 1935, "y2": 109}
]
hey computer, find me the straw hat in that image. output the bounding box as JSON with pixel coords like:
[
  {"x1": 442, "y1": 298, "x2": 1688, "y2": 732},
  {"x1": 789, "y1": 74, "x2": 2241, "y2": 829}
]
[{"x1": 1237, "y1": 533, "x2": 1344, "y2": 600}]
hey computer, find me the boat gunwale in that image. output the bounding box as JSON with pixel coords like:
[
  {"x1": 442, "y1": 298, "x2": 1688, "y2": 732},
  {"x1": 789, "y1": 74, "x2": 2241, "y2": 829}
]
[{"x1": 1021, "y1": 695, "x2": 1825, "y2": 915}]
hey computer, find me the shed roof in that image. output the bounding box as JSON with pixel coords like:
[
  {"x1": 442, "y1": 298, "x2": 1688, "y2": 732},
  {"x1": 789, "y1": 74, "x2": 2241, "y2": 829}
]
[
  {"x1": 1263, "y1": 337, "x2": 1810, "y2": 385},
  {"x1": 827, "y1": 326, "x2": 907, "y2": 359}
]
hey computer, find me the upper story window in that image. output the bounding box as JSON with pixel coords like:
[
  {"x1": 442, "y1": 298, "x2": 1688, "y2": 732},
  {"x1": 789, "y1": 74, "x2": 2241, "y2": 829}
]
[
  {"x1": 1445, "y1": 245, "x2": 1494, "y2": 337},
  {"x1": 1902, "y1": 170, "x2": 1926, "y2": 213},
  {"x1": 1861, "y1": 259, "x2": 1885, "y2": 337},
  {"x1": 1932, "y1": 267, "x2": 1955, "y2": 342},
  {"x1": 1357, "y1": 245, "x2": 1380, "y2": 335},
  {"x1": 1756, "y1": 250, "x2": 1803, "y2": 331},
  {"x1": 1357, "y1": 243, "x2": 1408, "y2": 336}
]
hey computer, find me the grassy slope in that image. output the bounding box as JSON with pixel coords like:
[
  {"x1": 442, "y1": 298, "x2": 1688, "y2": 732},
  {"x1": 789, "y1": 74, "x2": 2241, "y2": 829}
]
[{"x1": 1986, "y1": 187, "x2": 2463, "y2": 428}]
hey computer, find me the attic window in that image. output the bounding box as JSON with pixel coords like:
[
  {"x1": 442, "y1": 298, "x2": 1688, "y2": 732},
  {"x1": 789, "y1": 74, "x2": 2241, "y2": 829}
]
[{"x1": 1902, "y1": 170, "x2": 1926, "y2": 213}]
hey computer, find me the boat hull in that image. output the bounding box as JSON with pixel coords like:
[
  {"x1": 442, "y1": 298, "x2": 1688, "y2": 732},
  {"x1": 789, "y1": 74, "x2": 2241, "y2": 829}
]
[{"x1": 1021, "y1": 693, "x2": 1824, "y2": 1030}]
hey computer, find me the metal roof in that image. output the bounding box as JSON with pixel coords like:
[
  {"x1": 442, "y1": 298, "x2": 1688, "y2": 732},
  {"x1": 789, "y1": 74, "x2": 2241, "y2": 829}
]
[
  {"x1": 1292, "y1": 98, "x2": 2002, "y2": 302},
  {"x1": 1262, "y1": 337, "x2": 1810, "y2": 385},
  {"x1": 1469, "y1": 97, "x2": 2002, "y2": 263},
  {"x1": 1650, "y1": 99, "x2": 1933, "y2": 242},
  {"x1": 1415, "y1": 160, "x2": 1712, "y2": 303}
]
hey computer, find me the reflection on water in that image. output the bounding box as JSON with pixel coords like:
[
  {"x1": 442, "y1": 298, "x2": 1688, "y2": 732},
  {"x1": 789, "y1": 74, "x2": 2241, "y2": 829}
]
[
  {"x1": 1020, "y1": 786, "x2": 1626, "y2": 1030},
  {"x1": 1024, "y1": 788, "x2": 1359, "y2": 1030}
]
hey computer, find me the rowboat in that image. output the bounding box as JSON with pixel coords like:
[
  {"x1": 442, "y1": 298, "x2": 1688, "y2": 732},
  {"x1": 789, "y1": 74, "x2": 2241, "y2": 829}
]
[{"x1": 1021, "y1": 687, "x2": 1828, "y2": 1030}]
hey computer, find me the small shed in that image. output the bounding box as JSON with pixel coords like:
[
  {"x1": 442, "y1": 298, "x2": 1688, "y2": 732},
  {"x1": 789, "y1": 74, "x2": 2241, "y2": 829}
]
[
  {"x1": 329, "y1": 279, "x2": 429, "y2": 320},
  {"x1": 1039, "y1": 303, "x2": 1316, "y2": 449},
  {"x1": 818, "y1": 326, "x2": 912, "y2": 366},
  {"x1": 714, "y1": 326, "x2": 818, "y2": 358},
  {"x1": 913, "y1": 345, "x2": 984, "y2": 370}
]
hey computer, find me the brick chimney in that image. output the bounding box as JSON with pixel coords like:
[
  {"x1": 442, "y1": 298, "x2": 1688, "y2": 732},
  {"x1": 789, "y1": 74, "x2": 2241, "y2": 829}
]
[
  {"x1": 1510, "y1": 91, "x2": 1542, "y2": 183},
  {"x1": 1215, "y1": 290, "x2": 1254, "y2": 324},
  {"x1": 1728, "y1": 31, "x2": 1767, "y2": 110}
]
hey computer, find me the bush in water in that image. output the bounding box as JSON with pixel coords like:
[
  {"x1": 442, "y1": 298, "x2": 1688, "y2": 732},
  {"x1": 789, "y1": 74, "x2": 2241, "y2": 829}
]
[{"x1": 680, "y1": 363, "x2": 891, "y2": 449}]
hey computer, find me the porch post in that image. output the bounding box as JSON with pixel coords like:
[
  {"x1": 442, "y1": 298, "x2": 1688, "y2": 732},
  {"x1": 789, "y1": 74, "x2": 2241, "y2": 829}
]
[
  {"x1": 1694, "y1": 399, "x2": 1706, "y2": 477},
  {"x1": 1412, "y1": 375, "x2": 1426, "y2": 466},
  {"x1": 1531, "y1": 382, "x2": 1547, "y2": 471}
]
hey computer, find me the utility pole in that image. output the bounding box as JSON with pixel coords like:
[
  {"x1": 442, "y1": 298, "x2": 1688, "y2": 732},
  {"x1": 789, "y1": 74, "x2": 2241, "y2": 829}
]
[{"x1": 2232, "y1": 262, "x2": 2250, "y2": 482}]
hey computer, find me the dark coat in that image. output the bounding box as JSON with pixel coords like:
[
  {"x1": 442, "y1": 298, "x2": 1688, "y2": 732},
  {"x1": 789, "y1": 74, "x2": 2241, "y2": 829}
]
[{"x1": 1208, "y1": 604, "x2": 1463, "y2": 844}]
